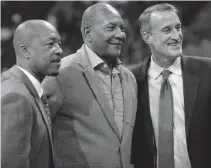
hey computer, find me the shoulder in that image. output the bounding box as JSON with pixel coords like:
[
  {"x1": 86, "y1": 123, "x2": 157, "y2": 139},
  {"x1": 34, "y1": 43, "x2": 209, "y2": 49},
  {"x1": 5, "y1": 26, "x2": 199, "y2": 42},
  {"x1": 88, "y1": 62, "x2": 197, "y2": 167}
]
[
  {"x1": 130, "y1": 64, "x2": 142, "y2": 74},
  {"x1": 42, "y1": 52, "x2": 82, "y2": 97},
  {"x1": 121, "y1": 65, "x2": 135, "y2": 79},
  {"x1": 1, "y1": 81, "x2": 33, "y2": 114},
  {"x1": 183, "y1": 55, "x2": 211, "y2": 62},
  {"x1": 121, "y1": 65, "x2": 133, "y2": 74},
  {"x1": 1, "y1": 67, "x2": 36, "y2": 105},
  {"x1": 60, "y1": 53, "x2": 78, "y2": 71},
  {"x1": 129, "y1": 63, "x2": 147, "y2": 79},
  {"x1": 59, "y1": 45, "x2": 86, "y2": 72},
  {"x1": 120, "y1": 65, "x2": 137, "y2": 87},
  {"x1": 183, "y1": 55, "x2": 211, "y2": 69},
  {"x1": 2, "y1": 75, "x2": 31, "y2": 98}
]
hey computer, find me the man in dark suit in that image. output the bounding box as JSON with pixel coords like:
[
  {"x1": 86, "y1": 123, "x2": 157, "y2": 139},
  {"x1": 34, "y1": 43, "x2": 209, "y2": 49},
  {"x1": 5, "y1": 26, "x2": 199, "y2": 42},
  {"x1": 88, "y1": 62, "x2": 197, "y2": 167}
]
[
  {"x1": 1, "y1": 19, "x2": 63, "y2": 168},
  {"x1": 42, "y1": 3, "x2": 137, "y2": 168},
  {"x1": 131, "y1": 3, "x2": 211, "y2": 168}
]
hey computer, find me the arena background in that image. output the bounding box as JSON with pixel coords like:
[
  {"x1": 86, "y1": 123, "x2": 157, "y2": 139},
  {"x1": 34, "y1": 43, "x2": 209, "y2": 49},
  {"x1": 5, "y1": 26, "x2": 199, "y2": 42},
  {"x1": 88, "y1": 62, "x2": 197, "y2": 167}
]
[{"x1": 2, "y1": 1, "x2": 211, "y2": 71}]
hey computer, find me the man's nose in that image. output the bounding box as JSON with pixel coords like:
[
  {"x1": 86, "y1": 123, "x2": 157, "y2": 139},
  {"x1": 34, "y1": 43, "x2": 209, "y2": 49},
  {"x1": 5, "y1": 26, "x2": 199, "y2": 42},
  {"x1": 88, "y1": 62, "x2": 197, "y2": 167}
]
[
  {"x1": 115, "y1": 27, "x2": 126, "y2": 41},
  {"x1": 55, "y1": 44, "x2": 63, "y2": 57},
  {"x1": 170, "y1": 28, "x2": 181, "y2": 40}
]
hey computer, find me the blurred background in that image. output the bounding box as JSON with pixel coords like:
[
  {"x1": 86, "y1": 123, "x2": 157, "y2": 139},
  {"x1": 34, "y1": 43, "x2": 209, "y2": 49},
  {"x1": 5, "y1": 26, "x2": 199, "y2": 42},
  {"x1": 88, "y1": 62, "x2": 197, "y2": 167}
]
[{"x1": 1, "y1": 1, "x2": 211, "y2": 71}]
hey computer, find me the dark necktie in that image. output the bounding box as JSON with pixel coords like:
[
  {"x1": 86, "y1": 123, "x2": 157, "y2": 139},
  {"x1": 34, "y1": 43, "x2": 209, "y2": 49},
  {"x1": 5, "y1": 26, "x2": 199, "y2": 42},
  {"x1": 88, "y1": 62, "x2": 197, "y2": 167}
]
[
  {"x1": 158, "y1": 70, "x2": 174, "y2": 168},
  {"x1": 41, "y1": 93, "x2": 52, "y2": 127}
]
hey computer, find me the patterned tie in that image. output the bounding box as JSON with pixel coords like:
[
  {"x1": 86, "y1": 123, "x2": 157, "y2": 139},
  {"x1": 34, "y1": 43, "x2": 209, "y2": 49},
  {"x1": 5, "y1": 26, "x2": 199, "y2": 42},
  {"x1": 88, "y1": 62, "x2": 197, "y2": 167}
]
[
  {"x1": 41, "y1": 93, "x2": 52, "y2": 127},
  {"x1": 158, "y1": 70, "x2": 174, "y2": 168}
]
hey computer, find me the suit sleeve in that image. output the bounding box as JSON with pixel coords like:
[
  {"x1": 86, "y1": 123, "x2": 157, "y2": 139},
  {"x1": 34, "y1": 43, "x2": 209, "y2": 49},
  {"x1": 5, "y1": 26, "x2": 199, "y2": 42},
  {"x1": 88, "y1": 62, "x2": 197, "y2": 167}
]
[
  {"x1": 42, "y1": 76, "x2": 64, "y2": 119},
  {"x1": 1, "y1": 93, "x2": 33, "y2": 168}
]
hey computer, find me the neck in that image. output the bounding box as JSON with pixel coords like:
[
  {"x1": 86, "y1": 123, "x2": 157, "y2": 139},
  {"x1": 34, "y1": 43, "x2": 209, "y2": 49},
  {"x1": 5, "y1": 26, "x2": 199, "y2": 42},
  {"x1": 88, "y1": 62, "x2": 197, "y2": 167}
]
[
  {"x1": 101, "y1": 57, "x2": 118, "y2": 69},
  {"x1": 33, "y1": 72, "x2": 45, "y2": 83},
  {"x1": 152, "y1": 55, "x2": 178, "y2": 69},
  {"x1": 18, "y1": 64, "x2": 44, "y2": 83},
  {"x1": 85, "y1": 43, "x2": 118, "y2": 69}
]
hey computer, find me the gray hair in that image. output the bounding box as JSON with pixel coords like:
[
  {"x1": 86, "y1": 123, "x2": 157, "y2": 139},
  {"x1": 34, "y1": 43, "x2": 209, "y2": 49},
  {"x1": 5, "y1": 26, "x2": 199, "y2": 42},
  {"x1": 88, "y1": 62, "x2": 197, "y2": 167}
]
[{"x1": 139, "y1": 3, "x2": 178, "y2": 34}]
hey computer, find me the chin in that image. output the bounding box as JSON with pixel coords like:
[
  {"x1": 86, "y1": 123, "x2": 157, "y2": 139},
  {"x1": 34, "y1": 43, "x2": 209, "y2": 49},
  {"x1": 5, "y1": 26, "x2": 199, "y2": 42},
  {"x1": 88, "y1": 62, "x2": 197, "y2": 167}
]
[
  {"x1": 169, "y1": 50, "x2": 182, "y2": 58},
  {"x1": 112, "y1": 55, "x2": 119, "y2": 58},
  {"x1": 48, "y1": 71, "x2": 59, "y2": 77},
  {"x1": 110, "y1": 51, "x2": 121, "y2": 58}
]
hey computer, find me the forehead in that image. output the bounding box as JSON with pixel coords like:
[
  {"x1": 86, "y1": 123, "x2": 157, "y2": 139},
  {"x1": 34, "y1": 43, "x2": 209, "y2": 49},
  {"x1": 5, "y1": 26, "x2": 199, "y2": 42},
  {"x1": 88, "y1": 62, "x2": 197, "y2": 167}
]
[
  {"x1": 93, "y1": 8, "x2": 124, "y2": 26},
  {"x1": 150, "y1": 11, "x2": 181, "y2": 29},
  {"x1": 34, "y1": 26, "x2": 60, "y2": 42},
  {"x1": 37, "y1": 23, "x2": 58, "y2": 35}
]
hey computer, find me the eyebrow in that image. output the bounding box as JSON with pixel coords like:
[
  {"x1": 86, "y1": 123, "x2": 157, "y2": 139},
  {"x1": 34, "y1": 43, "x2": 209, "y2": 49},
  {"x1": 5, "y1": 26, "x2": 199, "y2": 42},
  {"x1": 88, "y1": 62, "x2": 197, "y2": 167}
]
[
  {"x1": 161, "y1": 21, "x2": 181, "y2": 29},
  {"x1": 45, "y1": 36, "x2": 61, "y2": 42},
  {"x1": 105, "y1": 21, "x2": 125, "y2": 27}
]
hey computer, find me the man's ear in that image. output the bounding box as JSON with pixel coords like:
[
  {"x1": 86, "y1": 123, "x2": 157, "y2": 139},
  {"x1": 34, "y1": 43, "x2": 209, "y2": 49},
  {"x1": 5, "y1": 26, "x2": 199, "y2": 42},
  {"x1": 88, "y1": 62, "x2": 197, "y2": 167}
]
[
  {"x1": 83, "y1": 26, "x2": 92, "y2": 42},
  {"x1": 20, "y1": 44, "x2": 30, "y2": 59},
  {"x1": 141, "y1": 31, "x2": 152, "y2": 44}
]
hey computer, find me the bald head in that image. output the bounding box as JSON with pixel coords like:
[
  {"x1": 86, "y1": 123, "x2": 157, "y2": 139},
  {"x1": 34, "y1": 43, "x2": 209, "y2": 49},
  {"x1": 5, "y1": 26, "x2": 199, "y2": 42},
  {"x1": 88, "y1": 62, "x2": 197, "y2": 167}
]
[
  {"x1": 12, "y1": 19, "x2": 62, "y2": 81},
  {"x1": 13, "y1": 19, "x2": 57, "y2": 57},
  {"x1": 81, "y1": 3, "x2": 120, "y2": 38}
]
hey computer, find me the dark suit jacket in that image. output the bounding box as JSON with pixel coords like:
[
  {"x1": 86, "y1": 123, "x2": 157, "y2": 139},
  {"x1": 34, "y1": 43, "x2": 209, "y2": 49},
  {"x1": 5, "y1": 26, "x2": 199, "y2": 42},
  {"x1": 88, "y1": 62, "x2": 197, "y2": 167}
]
[
  {"x1": 42, "y1": 44, "x2": 137, "y2": 168},
  {"x1": 1, "y1": 65, "x2": 54, "y2": 168},
  {"x1": 131, "y1": 56, "x2": 211, "y2": 168}
]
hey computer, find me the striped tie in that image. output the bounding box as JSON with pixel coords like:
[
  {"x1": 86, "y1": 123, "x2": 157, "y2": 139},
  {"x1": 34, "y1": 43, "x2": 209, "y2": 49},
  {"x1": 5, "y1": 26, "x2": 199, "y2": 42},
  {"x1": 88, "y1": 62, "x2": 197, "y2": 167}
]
[{"x1": 41, "y1": 93, "x2": 52, "y2": 127}]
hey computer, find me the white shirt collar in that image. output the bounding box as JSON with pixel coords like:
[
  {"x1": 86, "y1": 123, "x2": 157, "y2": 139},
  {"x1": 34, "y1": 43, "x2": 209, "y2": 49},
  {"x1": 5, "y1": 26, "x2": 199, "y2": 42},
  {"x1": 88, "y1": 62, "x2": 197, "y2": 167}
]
[
  {"x1": 149, "y1": 56, "x2": 182, "y2": 80},
  {"x1": 168, "y1": 56, "x2": 182, "y2": 76},
  {"x1": 18, "y1": 66, "x2": 44, "y2": 98}
]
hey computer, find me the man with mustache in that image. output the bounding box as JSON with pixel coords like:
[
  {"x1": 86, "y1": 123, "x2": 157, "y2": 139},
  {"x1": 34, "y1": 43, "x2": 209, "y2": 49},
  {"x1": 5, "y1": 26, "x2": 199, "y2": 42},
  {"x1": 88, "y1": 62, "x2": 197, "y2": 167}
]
[
  {"x1": 1, "y1": 20, "x2": 63, "y2": 168},
  {"x1": 131, "y1": 3, "x2": 211, "y2": 168},
  {"x1": 42, "y1": 3, "x2": 137, "y2": 168}
]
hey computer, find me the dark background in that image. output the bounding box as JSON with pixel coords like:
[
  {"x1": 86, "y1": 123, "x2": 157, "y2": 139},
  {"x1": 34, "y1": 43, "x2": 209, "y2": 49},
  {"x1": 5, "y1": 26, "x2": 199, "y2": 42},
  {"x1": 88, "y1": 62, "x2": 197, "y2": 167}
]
[{"x1": 2, "y1": 1, "x2": 211, "y2": 71}]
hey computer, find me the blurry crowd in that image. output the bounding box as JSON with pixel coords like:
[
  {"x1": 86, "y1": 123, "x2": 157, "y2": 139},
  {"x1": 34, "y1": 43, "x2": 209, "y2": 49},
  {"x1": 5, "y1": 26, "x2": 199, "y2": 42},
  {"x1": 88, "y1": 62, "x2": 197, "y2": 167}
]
[{"x1": 2, "y1": 1, "x2": 211, "y2": 71}]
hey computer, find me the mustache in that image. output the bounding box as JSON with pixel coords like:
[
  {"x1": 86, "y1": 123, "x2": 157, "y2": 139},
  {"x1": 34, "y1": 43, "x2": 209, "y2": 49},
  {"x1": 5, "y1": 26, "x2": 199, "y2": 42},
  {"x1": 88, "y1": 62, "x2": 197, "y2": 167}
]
[{"x1": 52, "y1": 57, "x2": 61, "y2": 62}]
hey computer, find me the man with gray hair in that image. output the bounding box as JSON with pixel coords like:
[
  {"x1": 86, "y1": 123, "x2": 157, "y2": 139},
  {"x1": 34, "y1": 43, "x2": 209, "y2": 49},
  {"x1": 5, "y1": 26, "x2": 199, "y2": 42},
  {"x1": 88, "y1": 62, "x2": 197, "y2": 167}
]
[
  {"x1": 131, "y1": 3, "x2": 211, "y2": 168},
  {"x1": 1, "y1": 19, "x2": 63, "y2": 168},
  {"x1": 43, "y1": 2, "x2": 137, "y2": 168}
]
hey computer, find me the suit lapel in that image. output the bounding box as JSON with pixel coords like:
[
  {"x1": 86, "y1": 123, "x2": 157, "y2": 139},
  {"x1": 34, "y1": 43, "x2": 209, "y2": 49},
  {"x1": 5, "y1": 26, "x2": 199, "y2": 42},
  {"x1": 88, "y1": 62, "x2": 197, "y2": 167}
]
[
  {"x1": 34, "y1": 98, "x2": 55, "y2": 162},
  {"x1": 10, "y1": 66, "x2": 54, "y2": 155},
  {"x1": 78, "y1": 45, "x2": 121, "y2": 140},
  {"x1": 141, "y1": 79, "x2": 156, "y2": 149},
  {"x1": 181, "y1": 56, "x2": 200, "y2": 138},
  {"x1": 134, "y1": 57, "x2": 156, "y2": 150},
  {"x1": 120, "y1": 67, "x2": 134, "y2": 144},
  {"x1": 134, "y1": 56, "x2": 201, "y2": 150},
  {"x1": 10, "y1": 66, "x2": 39, "y2": 98},
  {"x1": 35, "y1": 98, "x2": 54, "y2": 146}
]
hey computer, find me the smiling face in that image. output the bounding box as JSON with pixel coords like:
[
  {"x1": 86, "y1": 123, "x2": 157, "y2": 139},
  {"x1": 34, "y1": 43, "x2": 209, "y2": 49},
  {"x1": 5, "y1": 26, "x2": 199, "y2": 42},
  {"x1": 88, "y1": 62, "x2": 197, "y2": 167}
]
[
  {"x1": 147, "y1": 11, "x2": 183, "y2": 61},
  {"x1": 88, "y1": 6, "x2": 126, "y2": 59},
  {"x1": 28, "y1": 22, "x2": 63, "y2": 77}
]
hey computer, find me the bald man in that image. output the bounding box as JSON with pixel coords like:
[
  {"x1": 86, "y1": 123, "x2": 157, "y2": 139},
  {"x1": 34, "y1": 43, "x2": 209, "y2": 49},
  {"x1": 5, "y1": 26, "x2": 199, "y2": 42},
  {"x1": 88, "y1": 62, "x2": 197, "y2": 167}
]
[
  {"x1": 42, "y1": 3, "x2": 137, "y2": 168},
  {"x1": 1, "y1": 19, "x2": 63, "y2": 168}
]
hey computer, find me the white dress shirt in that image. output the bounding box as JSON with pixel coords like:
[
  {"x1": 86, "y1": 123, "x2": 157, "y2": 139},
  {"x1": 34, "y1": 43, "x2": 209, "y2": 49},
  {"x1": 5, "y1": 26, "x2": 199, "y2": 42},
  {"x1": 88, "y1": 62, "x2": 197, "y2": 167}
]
[
  {"x1": 148, "y1": 56, "x2": 192, "y2": 168},
  {"x1": 18, "y1": 66, "x2": 43, "y2": 98}
]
